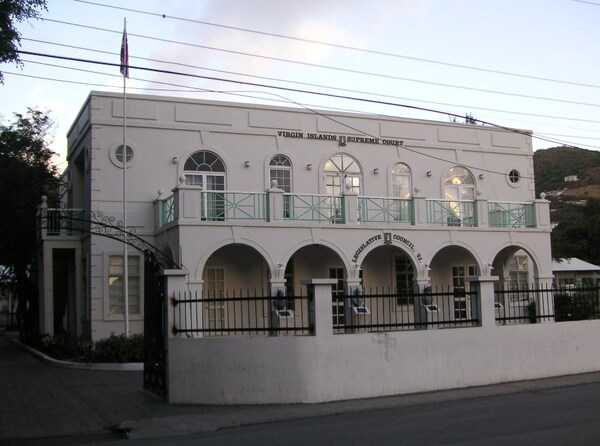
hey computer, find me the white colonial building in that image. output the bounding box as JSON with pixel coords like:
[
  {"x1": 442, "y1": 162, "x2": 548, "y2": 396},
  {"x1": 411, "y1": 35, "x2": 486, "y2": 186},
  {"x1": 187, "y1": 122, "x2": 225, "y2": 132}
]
[{"x1": 37, "y1": 91, "x2": 552, "y2": 342}]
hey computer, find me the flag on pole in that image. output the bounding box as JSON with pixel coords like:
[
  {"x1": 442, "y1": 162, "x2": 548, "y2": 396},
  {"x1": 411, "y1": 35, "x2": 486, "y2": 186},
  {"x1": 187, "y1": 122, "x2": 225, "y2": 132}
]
[{"x1": 120, "y1": 20, "x2": 129, "y2": 78}]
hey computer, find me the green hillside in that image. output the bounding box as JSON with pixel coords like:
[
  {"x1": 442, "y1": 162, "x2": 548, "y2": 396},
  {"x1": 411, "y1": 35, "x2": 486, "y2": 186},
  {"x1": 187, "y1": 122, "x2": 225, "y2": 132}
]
[{"x1": 533, "y1": 146, "x2": 600, "y2": 196}]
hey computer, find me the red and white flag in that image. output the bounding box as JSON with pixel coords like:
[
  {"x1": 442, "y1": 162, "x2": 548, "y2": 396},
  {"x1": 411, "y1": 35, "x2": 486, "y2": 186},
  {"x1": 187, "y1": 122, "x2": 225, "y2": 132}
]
[{"x1": 120, "y1": 20, "x2": 129, "y2": 78}]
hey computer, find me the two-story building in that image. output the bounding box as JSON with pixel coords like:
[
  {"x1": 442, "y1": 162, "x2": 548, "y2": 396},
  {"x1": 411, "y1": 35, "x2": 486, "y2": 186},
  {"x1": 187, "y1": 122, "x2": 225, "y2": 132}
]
[{"x1": 37, "y1": 91, "x2": 552, "y2": 341}]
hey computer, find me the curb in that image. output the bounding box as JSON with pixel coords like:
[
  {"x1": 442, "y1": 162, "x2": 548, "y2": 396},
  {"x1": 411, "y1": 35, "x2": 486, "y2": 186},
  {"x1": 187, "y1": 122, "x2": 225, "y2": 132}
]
[{"x1": 9, "y1": 336, "x2": 143, "y2": 371}]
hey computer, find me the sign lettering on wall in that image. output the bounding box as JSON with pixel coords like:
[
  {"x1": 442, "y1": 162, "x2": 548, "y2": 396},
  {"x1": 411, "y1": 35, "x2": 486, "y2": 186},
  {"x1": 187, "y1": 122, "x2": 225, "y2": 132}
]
[
  {"x1": 352, "y1": 232, "x2": 423, "y2": 264},
  {"x1": 277, "y1": 130, "x2": 403, "y2": 147}
]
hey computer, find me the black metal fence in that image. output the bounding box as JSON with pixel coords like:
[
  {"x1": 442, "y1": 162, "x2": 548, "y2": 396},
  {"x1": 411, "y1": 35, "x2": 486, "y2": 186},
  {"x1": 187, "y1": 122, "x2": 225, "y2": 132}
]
[
  {"x1": 336, "y1": 287, "x2": 481, "y2": 333},
  {"x1": 171, "y1": 289, "x2": 313, "y2": 336},
  {"x1": 495, "y1": 283, "x2": 600, "y2": 324}
]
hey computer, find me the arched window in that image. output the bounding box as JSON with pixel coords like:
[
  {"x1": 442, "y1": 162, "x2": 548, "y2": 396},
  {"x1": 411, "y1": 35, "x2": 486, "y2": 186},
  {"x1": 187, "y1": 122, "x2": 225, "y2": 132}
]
[
  {"x1": 184, "y1": 150, "x2": 225, "y2": 190},
  {"x1": 443, "y1": 166, "x2": 475, "y2": 201},
  {"x1": 269, "y1": 155, "x2": 292, "y2": 192},
  {"x1": 323, "y1": 153, "x2": 361, "y2": 195},
  {"x1": 391, "y1": 163, "x2": 412, "y2": 199}
]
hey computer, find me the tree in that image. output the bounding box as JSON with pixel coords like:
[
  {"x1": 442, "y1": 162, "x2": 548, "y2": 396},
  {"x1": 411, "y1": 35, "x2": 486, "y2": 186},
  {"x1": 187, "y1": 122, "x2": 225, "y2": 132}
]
[
  {"x1": 0, "y1": 0, "x2": 48, "y2": 83},
  {"x1": 0, "y1": 108, "x2": 58, "y2": 334}
]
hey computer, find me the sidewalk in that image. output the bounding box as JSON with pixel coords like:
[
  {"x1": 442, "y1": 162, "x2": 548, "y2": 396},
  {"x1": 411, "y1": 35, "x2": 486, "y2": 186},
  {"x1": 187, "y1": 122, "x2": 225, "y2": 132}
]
[{"x1": 3, "y1": 332, "x2": 600, "y2": 443}]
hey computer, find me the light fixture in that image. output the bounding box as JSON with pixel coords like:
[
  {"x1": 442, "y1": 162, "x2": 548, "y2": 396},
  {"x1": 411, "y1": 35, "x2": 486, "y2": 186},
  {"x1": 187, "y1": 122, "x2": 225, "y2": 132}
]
[
  {"x1": 243, "y1": 160, "x2": 251, "y2": 168},
  {"x1": 426, "y1": 170, "x2": 432, "y2": 177},
  {"x1": 306, "y1": 163, "x2": 313, "y2": 171},
  {"x1": 478, "y1": 173, "x2": 484, "y2": 180},
  {"x1": 373, "y1": 168, "x2": 379, "y2": 175},
  {"x1": 171, "y1": 156, "x2": 179, "y2": 165}
]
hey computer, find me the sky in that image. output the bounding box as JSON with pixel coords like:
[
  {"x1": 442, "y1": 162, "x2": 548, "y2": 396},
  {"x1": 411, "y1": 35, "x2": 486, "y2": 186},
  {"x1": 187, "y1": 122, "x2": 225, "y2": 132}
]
[{"x1": 2, "y1": 0, "x2": 600, "y2": 170}]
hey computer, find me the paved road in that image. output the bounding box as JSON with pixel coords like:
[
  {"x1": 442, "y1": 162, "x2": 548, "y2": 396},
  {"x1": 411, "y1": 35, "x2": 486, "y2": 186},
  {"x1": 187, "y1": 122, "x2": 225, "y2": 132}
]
[{"x1": 110, "y1": 381, "x2": 600, "y2": 446}]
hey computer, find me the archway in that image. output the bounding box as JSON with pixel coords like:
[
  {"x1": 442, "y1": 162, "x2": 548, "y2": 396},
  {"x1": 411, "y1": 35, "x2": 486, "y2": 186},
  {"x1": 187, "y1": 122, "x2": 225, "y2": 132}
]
[
  {"x1": 491, "y1": 246, "x2": 539, "y2": 289},
  {"x1": 202, "y1": 243, "x2": 271, "y2": 295},
  {"x1": 284, "y1": 244, "x2": 347, "y2": 329},
  {"x1": 429, "y1": 245, "x2": 481, "y2": 323}
]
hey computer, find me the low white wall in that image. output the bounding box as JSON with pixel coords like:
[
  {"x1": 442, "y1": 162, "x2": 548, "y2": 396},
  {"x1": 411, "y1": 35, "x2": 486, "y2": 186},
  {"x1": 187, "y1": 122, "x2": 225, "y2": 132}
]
[{"x1": 168, "y1": 320, "x2": 600, "y2": 404}]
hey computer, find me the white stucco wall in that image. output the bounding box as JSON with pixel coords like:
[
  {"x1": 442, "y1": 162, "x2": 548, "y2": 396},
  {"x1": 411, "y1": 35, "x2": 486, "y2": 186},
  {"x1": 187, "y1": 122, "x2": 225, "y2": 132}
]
[{"x1": 168, "y1": 320, "x2": 600, "y2": 404}]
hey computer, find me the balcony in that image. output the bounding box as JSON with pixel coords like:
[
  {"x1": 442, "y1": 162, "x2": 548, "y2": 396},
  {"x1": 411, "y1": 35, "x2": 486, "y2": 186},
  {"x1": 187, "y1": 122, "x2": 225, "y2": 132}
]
[
  {"x1": 39, "y1": 208, "x2": 86, "y2": 239},
  {"x1": 154, "y1": 186, "x2": 550, "y2": 232}
]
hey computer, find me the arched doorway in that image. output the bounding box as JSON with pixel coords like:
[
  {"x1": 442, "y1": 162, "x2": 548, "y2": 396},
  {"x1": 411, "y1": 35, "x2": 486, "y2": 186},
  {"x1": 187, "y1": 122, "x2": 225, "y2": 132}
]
[
  {"x1": 429, "y1": 245, "x2": 480, "y2": 322},
  {"x1": 284, "y1": 244, "x2": 347, "y2": 329},
  {"x1": 202, "y1": 244, "x2": 270, "y2": 332}
]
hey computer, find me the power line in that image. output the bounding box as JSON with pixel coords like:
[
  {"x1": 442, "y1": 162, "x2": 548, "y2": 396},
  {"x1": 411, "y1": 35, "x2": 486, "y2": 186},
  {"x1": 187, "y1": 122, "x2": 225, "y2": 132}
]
[
  {"x1": 21, "y1": 37, "x2": 600, "y2": 126},
  {"x1": 571, "y1": 0, "x2": 600, "y2": 6},
  {"x1": 74, "y1": 0, "x2": 600, "y2": 91},
  {"x1": 17, "y1": 49, "x2": 595, "y2": 150},
  {"x1": 37, "y1": 17, "x2": 600, "y2": 110}
]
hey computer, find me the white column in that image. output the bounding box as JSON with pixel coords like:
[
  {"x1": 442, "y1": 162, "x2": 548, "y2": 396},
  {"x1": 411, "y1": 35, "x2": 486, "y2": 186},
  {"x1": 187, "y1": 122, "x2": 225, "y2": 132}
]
[
  {"x1": 412, "y1": 196, "x2": 427, "y2": 225},
  {"x1": 304, "y1": 279, "x2": 335, "y2": 337},
  {"x1": 343, "y1": 190, "x2": 359, "y2": 224},
  {"x1": 476, "y1": 199, "x2": 489, "y2": 228},
  {"x1": 469, "y1": 275, "x2": 498, "y2": 328},
  {"x1": 267, "y1": 182, "x2": 285, "y2": 222},
  {"x1": 533, "y1": 198, "x2": 551, "y2": 229}
]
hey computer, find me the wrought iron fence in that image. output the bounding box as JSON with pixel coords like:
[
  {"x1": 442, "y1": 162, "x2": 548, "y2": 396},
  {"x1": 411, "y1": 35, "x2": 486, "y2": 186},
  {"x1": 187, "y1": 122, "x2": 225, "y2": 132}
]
[
  {"x1": 335, "y1": 287, "x2": 481, "y2": 333},
  {"x1": 426, "y1": 200, "x2": 477, "y2": 227},
  {"x1": 170, "y1": 289, "x2": 313, "y2": 336},
  {"x1": 495, "y1": 283, "x2": 600, "y2": 324},
  {"x1": 358, "y1": 196, "x2": 413, "y2": 224},
  {"x1": 45, "y1": 208, "x2": 86, "y2": 235},
  {"x1": 159, "y1": 195, "x2": 175, "y2": 226},
  {"x1": 284, "y1": 194, "x2": 345, "y2": 223},
  {"x1": 201, "y1": 191, "x2": 267, "y2": 221},
  {"x1": 488, "y1": 202, "x2": 535, "y2": 228}
]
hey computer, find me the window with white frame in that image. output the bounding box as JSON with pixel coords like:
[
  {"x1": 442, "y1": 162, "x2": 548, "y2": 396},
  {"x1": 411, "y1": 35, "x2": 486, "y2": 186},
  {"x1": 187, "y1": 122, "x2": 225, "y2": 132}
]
[
  {"x1": 452, "y1": 264, "x2": 477, "y2": 320},
  {"x1": 323, "y1": 153, "x2": 361, "y2": 195},
  {"x1": 391, "y1": 163, "x2": 412, "y2": 199},
  {"x1": 204, "y1": 267, "x2": 225, "y2": 331},
  {"x1": 269, "y1": 155, "x2": 292, "y2": 191},
  {"x1": 183, "y1": 150, "x2": 226, "y2": 189},
  {"x1": 108, "y1": 255, "x2": 141, "y2": 316},
  {"x1": 443, "y1": 166, "x2": 475, "y2": 201}
]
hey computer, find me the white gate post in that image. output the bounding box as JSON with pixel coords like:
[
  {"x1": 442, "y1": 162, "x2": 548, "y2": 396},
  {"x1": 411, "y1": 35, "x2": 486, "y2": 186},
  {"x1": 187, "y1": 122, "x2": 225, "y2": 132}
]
[
  {"x1": 163, "y1": 269, "x2": 187, "y2": 338},
  {"x1": 470, "y1": 275, "x2": 498, "y2": 328},
  {"x1": 304, "y1": 279, "x2": 335, "y2": 337}
]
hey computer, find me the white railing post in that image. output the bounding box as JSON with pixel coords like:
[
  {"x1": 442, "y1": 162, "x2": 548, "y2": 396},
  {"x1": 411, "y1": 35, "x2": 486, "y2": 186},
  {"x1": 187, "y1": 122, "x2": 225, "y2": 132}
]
[
  {"x1": 476, "y1": 199, "x2": 489, "y2": 228},
  {"x1": 469, "y1": 275, "x2": 498, "y2": 328},
  {"x1": 344, "y1": 190, "x2": 359, "y2": 224},
  {"x1": 267, "y1": 181, "x2": 284, "y2": 222},
  {"x1": 413, "y1": 196, "x2": 427, "y2": 225},
  {"x1": 533, "y1": 198, "x2": 551, "y2": 229},
  {"x1": 39, "y1": 195, "x2": 48, "y2": 238},
  {"x1": 304, "y1": 279, "x2": 335, "y2": 337},
  {"x1": 154, "y1": 191, "x2": 163, "y2": 230}
]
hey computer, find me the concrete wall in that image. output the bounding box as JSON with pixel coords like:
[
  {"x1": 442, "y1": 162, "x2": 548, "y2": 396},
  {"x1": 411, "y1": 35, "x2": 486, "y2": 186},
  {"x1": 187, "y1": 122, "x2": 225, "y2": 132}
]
[{"x1": 168, "y1": 319, "x2": 600, "y2": 404}]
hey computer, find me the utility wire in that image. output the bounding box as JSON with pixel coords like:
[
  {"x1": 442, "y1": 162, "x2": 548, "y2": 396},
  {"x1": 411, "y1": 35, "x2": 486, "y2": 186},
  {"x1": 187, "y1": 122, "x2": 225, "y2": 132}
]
[
  {"x1": 21, "y1": 37, "x2": 600, "y2": 126},
  {"x1": 74, "y1": 0, "x2": 600, "y2": 91},
  {"x1": 37, "y1": 17, "x2": 600, "y2": 110},
  {"x1": 16, "y1": 49, "x2": 595, "y2": 151}
]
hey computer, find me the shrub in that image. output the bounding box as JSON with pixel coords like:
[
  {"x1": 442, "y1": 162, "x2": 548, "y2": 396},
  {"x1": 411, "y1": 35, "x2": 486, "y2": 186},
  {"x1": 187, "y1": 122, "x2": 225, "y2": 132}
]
[{"x1": 91, "y1": 334, "x2": 144, "y2": 363}]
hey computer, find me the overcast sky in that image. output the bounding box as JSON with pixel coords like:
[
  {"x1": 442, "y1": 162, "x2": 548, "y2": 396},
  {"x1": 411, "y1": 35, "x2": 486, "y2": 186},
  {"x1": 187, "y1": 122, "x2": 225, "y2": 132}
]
[{"x1": 2, "y1": 0, "x2": 600, "y2": 169}]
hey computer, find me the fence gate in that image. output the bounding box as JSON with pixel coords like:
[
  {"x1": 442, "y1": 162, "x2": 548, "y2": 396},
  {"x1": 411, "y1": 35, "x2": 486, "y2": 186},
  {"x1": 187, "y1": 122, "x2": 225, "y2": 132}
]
[{"x1": 143, "y1": 252, "x2": 167, "y2": 398}]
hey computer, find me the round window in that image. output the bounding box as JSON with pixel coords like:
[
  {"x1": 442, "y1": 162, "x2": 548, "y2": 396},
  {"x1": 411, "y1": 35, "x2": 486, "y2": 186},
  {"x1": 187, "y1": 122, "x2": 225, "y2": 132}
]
[
  {"x1": 115, "y1": 145, "x2": 134, "y2": 164},
  {"x1": 508, "y1": 169, "x2": 520, "y2": 184}
]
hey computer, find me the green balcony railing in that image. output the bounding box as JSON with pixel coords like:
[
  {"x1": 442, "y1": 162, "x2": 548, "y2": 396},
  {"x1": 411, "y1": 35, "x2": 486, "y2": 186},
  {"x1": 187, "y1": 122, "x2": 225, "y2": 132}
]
[
  {"x1": 284, "y1": 194, "x2": 345, "y2": 223},
  {"x1": 358, "y1": 196, "x2": 413, "y2": 224},
  {"x1": 159, "y1": 195, "x2": 175, "y2": 226},
  {"x1": 426, "y1": 200, "x2": 477, "y2": 227},
  {"x1": 488, "y1": 202, "x2": 535, "y2": 228},
  {"x1": 201, "y1": 191, "x2": 267, "y2": 221}
]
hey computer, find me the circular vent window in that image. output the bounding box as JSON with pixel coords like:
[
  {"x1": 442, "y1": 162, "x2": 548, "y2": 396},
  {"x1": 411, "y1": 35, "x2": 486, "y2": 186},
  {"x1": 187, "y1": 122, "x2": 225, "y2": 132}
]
[
  {"x1": 508, "y1": 169, "x2": 520, "y2": 184},
  {"x1": 110, "y1": 144, "x2": 134, "y2": 168}
]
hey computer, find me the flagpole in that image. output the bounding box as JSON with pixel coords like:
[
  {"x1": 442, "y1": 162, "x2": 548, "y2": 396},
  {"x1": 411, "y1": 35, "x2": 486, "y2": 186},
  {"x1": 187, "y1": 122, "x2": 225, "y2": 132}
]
[{"x1": 122, "y1": 17, "x2": 129, "y2": 337}]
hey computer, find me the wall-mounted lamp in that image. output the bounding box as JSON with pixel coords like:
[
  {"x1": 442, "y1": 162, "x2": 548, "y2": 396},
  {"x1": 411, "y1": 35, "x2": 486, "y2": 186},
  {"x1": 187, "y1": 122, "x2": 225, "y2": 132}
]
[
  {"x1": 171, "y1": 156, "x2": 179, "y2": 165},
  {"x1": 306, "y1": 163, "x2": 313, "y2": 171},
  {"x1": 426, "y1": 170, "x2": 432, "y2": 177},
  {"x1": 243, "y1": 160, "x2": 251, "y2": 168},
  {"x1": 372, "y1": 168, "x2": 380, "y2": 175},
  {"x1": 478, "y1": 173, "x2": 484, "y2": 180}
]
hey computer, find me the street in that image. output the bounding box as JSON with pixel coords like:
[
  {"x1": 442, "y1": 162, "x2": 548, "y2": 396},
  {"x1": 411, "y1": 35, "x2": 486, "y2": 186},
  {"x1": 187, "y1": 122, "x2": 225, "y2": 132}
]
[{"x1": 112, "y1": 381, "x2": 600, "y2": 445}]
